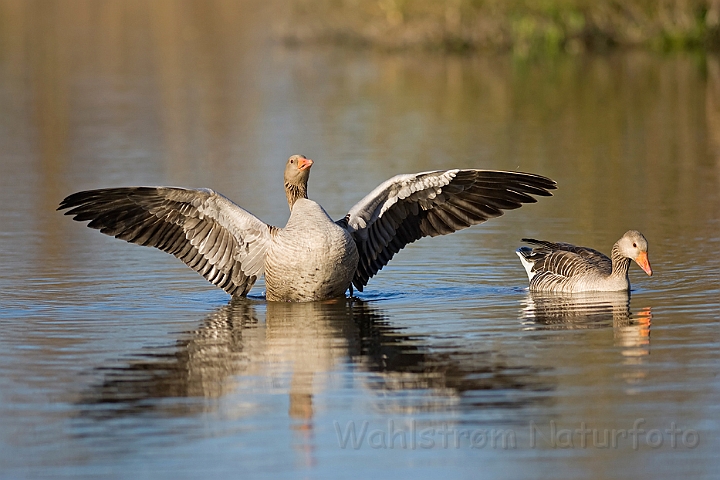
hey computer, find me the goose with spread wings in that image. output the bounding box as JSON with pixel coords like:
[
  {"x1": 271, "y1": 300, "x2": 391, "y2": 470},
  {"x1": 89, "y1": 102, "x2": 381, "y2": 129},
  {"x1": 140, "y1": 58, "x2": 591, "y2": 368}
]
[{"x1": 59, "y1": 155, "x2": 556, "y2": 301}]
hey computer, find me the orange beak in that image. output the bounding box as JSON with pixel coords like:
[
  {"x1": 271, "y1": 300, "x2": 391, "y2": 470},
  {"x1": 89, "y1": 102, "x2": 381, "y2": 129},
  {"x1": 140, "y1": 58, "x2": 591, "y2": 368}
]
[
  {"x1": 298, "y1": 157, "x2": 313, "y2": 171},
  {"x1": 635, "y1": 251, "x2": 653, "y2": 276}
]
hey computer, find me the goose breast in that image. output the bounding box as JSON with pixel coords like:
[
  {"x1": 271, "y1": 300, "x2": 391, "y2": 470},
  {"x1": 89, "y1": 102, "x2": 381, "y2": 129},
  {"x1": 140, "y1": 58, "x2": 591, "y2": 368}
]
[{"x1": 264, "y1": 199, "x2": 359, "y2": 302}]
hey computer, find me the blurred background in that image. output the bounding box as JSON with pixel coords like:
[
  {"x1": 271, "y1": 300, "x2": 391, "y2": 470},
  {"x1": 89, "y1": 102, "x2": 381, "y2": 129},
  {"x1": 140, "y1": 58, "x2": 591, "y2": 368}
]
[{"x1": 284, "y1": 0, "x2": 720, "y2": 54}]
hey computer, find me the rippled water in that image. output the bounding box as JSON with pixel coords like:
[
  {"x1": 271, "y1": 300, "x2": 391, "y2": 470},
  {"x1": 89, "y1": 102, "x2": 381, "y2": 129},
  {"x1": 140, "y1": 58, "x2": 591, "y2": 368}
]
[{"x1": 1, "y1": 1, "x2": 720, "y2": 478}]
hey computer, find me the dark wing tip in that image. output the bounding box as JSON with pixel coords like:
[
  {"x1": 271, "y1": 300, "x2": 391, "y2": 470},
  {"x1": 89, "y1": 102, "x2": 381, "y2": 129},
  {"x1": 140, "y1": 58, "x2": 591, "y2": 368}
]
[
  {"x1": 58, "y1": 190, "x2": 93, "y2": 212},
  {"x1": 514, "y1": 173, "x2": 557, "y2": 196},
  {"x1": 473, "y1": 170, "x2": 557, "y2": 196},
  {"x1": 59, "y1": 188, "x2": 122, "y2": 211},
  {"x1": 58, "y1": 187, "x2": 160, "y2": 215},
  {"x1": 521, "y1": 238, "x2": 553, "y2": 248}
]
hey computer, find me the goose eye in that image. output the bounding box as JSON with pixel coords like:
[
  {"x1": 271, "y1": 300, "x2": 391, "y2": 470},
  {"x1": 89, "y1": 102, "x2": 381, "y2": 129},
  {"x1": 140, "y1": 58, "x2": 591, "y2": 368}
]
[
  {"x1": 632, "y1": 243, "x2": 637, "y2": 248},
  {"x1": 290, "y1": 159, "x2": 294, "y2": 163}
]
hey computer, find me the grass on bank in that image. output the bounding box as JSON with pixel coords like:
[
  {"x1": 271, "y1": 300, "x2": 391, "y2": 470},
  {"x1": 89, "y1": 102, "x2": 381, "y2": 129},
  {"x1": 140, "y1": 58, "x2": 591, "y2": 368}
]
[{"x1": 280, "y1": 0, "x2": 720, "y2": 54}]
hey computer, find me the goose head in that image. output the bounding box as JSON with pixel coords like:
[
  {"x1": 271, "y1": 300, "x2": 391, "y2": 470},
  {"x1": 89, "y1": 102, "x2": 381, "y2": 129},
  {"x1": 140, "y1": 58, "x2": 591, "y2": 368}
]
[
  {"x1": 284, "y1": 154, "x2": 313, "y2": 209},
  {"x1": 617, "y1": 230, "x2": 652, "y2": 276}
]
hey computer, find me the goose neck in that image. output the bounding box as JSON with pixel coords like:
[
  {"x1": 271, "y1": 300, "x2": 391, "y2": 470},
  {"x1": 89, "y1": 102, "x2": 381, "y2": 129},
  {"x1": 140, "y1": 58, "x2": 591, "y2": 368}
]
[
  {"x1": 610, "y1": 242, "x2": 631, "y2": 279},
  {"x1": 285, "y1": 182, "x2": 308, "y2": 210}
]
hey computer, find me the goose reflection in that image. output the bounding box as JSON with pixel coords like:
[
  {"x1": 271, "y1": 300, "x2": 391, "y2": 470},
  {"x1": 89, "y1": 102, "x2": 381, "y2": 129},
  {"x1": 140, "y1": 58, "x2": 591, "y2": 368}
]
[
  {"x1": 79, "y1": 299, "x2": 262, "y2": 418},
  {"x1": 80, "y1": 299, "x2": 552, "y2": 423},
  {"x1": 521, "y1": 291, "x2": 652, "y2": 357},
  {"x1": 521, "y1": 291, "x2": 632, "y2": 328}
]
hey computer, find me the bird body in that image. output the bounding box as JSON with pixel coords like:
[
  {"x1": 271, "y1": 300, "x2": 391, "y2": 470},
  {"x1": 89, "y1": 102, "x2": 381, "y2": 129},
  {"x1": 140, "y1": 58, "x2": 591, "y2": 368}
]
[
  {"x1": 265, "y1": 199, "x2": 358, "y2": 302},
  {"x1": 516, "y1": 231, "x2": 652, "y2": 293},
  {"x1": 59, "y1": 155, "x2": 556, "y2": 302}
]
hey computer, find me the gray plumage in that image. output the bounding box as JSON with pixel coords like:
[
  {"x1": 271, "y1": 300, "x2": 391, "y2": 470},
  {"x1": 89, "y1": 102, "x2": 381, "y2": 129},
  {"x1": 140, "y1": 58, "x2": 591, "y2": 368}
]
[
  {"x1": 59, "y1": 155, "x2": 556, "y2": 302},
  {"x1": 516, "y1": 230, "x2": 653, "y2": 293}
]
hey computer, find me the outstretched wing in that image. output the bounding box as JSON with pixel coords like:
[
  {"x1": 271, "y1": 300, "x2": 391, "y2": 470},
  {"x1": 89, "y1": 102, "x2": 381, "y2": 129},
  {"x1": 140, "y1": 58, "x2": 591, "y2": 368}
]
[
  {"x1": 338, "y1": 169, "x2": 557, "y2": 291},
  {"x1": 58, "y1": 187, "x2": 274, "y2": 296}
]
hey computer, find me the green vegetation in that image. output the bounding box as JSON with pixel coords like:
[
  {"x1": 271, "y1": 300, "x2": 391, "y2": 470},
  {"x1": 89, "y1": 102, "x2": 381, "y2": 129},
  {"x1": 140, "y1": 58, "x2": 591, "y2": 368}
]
[{"x1": 281, "y1": 0, "x2": 720, "y2": 55}]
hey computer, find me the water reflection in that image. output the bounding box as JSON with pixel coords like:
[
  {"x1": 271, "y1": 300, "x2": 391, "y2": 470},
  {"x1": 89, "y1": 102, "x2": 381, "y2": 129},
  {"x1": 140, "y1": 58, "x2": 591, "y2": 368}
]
[
  {"x1": 79, "y1": 299, "x2": 553, "y2": 425},
  {"x1": 521, "y1": 291, "x2": 652, "y2": 357},
  {"x1": 522, "y1": 291, "x2": 632, "y2": 328},
  {"x1": 79, "y1": 299, "x2": 261, "y2": 419}
]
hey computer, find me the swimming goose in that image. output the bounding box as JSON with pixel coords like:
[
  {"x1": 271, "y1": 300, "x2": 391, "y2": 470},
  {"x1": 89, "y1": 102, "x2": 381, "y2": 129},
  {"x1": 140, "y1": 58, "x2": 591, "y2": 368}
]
[
  {"x1": 59, "y1": 155, "x2": 556, "y2": 302},
  {"x1": 516, "y1": 230, "x2": 652, "y2": 293}
]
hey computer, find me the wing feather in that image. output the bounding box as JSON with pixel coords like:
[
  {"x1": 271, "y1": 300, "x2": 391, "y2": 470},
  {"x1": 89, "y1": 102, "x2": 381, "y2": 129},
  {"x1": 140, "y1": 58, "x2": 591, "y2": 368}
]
[
  {"x1": 340, "y1": 169, "x2": 556, "y2": 290},
  {"x1": 58, "y1": 187, "x2": 273, "y2": 296},
  {"x1": 519, "y1": 238, "x2": 613, "y2": 290}
]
